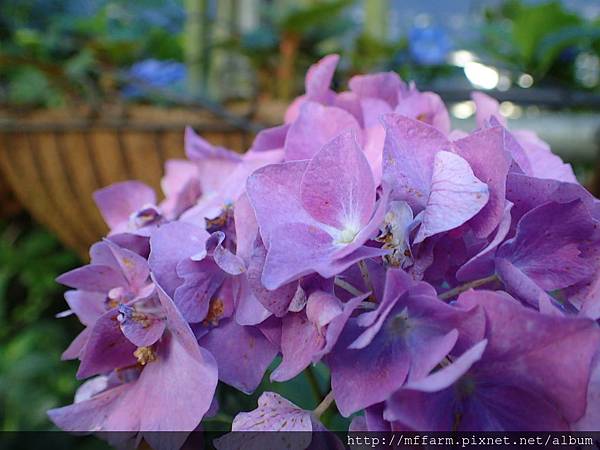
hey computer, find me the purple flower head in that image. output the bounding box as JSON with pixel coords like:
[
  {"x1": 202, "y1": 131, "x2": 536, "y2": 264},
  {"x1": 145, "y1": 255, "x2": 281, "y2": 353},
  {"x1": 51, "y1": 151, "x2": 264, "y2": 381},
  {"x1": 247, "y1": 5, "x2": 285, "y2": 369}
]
[
  {"x1": 247, "y1": 130, "x2": 388, "y2": 290},
  {"x1": 49, "y1": 54, "x2": 600, "y2": 438},
  {"x1": 123, "y1": 59, "x2": 186, "y2": 99}
]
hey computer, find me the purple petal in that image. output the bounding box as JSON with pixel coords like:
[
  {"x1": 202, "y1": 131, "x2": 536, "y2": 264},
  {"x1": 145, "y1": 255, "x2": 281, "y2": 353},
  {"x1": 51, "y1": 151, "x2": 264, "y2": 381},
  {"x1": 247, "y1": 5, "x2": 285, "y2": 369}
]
[
  {"x1": 306, "y1": 290, "x2": 343, "y2": 329},
  {"x1": 453, "y1": 126, "x2": 511, "y2": 238},
  {"x1": 93, "y1": 181, "x2": 156, "y2": 231},
  {"x1": 99, "y1": 239, "x2": 150, "y2": 291},
  {"x1": 415, "y1": 151, "x2": 489, "y2": 243},
  {"x1": 498, "y1": 200, "x2": 599, "y2": 291},
  {"x1": 270, "y1": 312, "x2": 324, "y2": 382},
  {"x1": 249, "y1": 124, "x2": 290, "y2": 153},
  {"x1": 457, "y1": 201, "x2": 513, "y2": 281},
  {"x1": 199, "y1": 319, "x2": 277, "y2": 393},
  {"x1": 203, "y1": 231, "x2": 246, "y2": 275},
  {"x1": 233, "y1": 193, "x2": 259, "y2": 262},
  {"x1": 284, "y1": 101, "x2": 361, "y2": 161},
  {"x1": 57, "y1": 265, "x2": 126, "y2": 293},
  {"x1": 160, "y1": 159, "x2": 202, "y2": 218},
  {"x1": 300, "y1": 130, "x2": 375, "y2": 230},
  {"x1": 232, "y1": 391, "x2": 313, "y2": 432},
  {"x1": 506, "y1": 172, "x2": 600, "y2": 226},
  {"x1": 234, "y1": 275, "x2": 272, "y2": 325},
  {"x1": 404, "y1": 339, "x2": 488, "y2": 393},
  {"x1": 174, "y1": 258, "x2": 225, "y2": 323},
  {"x1": 246, "y1": 160, "x2": 314, "y2": 247},
  {"x1": 62, "y1": 328, "x2": 90, "y2": 360},
  {"x1": 306, "y1": 54, "x2": 339, "y2": 102},
  {"x1": 149, "y1": 222, "x2": 209, "y2": 297},
  {"x1": 261, "y1": 222, "x2": 335, "y2": 290},
  {"x1": 382, "y1": 114, "x2": 448, "y2": 210},
  {"x1": 515, "y1": 130, "x2": 577, "y2": 183},
  {"x1": 349, "y1": 72, "x2": 405, "y2": 107},
  {"x1": 184, "y1": 126, "x2": 241, "y2": 162},
  {"x1": 50, "y1": 327, "x2": 218, "y2": 432},
  {"x1": 327, "y1": 319, "x2": 410, "y2": 416},
  {"x1": 396, "y1": 88, "x2": 450, "y2": 134},
  {"x1": 64, "y1": 290, "x2": 106, "y2": 326},
  {"x1": 246, "y1": 238, "x2": 298, "y2": 316},
  {"x1": 361, "y1": 98, "x2": 392, "y2": 129},
  {"x1": 315, "y1": 294, "x2": 367, "y2": 360},
  {"x1": 118, "y1": 297, "x2": 166, "y2": 347},
  {"x1": 77, "y1": 309, "x2": 138, "y2": 379},
  {"x1": 472, "y1": 91, "x2": 506, "y2": 127}
]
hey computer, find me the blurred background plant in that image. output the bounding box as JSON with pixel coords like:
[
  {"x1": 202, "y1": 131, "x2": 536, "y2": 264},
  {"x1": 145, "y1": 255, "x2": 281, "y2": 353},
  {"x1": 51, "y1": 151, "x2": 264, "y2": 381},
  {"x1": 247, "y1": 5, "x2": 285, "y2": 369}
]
[
  {"x1": 0, "y1": 216, "x2": 80, "y2": 430},
  {"x1": 478, "y1": 0, "x2": 600, "y2": 91},
  {"x1": 1, "y1": 0, "x2": 598, "y2": 108},
  {"x1": 0, "y1": 0, "x2": 599, "y2": 434},
  {"x1": 0, "y1": 0, "x2": 185, "y2": 109}
]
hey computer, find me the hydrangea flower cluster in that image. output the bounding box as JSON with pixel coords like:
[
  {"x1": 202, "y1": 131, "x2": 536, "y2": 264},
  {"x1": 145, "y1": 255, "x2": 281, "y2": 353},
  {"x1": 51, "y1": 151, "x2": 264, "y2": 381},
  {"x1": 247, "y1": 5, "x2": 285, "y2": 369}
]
[{"x1": 49, "y1": 55, "x2": 600, "y2": 443}]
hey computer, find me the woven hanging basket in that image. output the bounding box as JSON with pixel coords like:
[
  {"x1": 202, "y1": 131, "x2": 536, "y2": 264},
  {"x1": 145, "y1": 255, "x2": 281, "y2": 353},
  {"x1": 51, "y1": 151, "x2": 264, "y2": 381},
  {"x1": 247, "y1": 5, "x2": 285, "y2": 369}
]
[{"x1": 0, "y1": 106, "x2": 254, "y2": 258}]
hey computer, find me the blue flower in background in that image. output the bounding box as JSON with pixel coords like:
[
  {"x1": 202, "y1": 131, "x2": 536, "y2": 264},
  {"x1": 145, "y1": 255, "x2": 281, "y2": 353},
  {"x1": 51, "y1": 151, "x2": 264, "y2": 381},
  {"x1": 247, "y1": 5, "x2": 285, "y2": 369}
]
[
  {"x1": 122, "y1": 59, "x2": 187, "y2": 99},
  {"x1": 408, "y1": 26, "x2": 452, "y2": 66}
]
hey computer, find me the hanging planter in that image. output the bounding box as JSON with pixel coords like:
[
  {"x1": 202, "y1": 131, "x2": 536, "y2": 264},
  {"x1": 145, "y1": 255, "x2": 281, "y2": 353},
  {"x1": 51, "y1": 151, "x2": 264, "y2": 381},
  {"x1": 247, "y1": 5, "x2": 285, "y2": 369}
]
[
  {"x1": 0, "y1": 105, "x2": 255, "y2": 257},
  {"x1": 0, "y1": 173, "x2": 20, "y2": 219}
]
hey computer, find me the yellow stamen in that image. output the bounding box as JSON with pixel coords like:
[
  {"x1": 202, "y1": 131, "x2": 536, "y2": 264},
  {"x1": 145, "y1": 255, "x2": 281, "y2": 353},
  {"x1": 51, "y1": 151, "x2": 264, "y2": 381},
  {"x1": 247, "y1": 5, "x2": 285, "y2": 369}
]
[
  {"x1": 134, "y1": 346, "x2": 157, "y2": 365},
  {"x1": 203, "y1": 298, "x2": 225, "y2": 326}
]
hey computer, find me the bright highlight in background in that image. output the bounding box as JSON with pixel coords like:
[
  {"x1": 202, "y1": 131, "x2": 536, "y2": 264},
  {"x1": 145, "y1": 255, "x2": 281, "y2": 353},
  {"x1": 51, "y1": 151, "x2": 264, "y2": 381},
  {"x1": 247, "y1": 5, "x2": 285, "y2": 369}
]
[
  {"x1": 518, "y1": 73, "x2": 534, "y2": 88},
  {"x1": 464, "y1": 62, "x2": 499, "y2": 90},
  {"x1": 451, "y1": 101, "x2": 475, "y2": 119},
  {"x1": 448, "y1": 50, "x2": 475, "y2": 67}
]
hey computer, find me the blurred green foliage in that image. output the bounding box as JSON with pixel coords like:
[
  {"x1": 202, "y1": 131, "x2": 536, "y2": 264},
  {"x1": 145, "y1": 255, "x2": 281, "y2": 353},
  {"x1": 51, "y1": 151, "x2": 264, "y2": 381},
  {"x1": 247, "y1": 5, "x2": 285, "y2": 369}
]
[
  {"x1": 0, "y1": 1, "x2": 184, "y2": 108},
  {"x1": 480, "y1": 0, "x2": 600, "y2": 89},
  {"x1": 222, "y1": 0, "x2": 356, "y2": 99},
  {"x1": 0, "y1": 216, "x2": 81, "y2": 430}
]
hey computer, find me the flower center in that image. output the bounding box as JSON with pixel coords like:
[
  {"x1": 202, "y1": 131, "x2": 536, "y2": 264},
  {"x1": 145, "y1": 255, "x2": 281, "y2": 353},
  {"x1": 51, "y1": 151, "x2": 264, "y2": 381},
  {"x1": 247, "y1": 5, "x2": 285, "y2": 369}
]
[
  {"x1": 387, "y1": 310, "x2": 411, "y2": 336},
  {"x1": 134, "y1": 346, "x2": 157, "y2": 365},
  {"x1": 336, "y1": 224, "x2": 360, "y2": 245},
  {"x1": 203, "y1": 298, "x2": 225, "y2": 326}
]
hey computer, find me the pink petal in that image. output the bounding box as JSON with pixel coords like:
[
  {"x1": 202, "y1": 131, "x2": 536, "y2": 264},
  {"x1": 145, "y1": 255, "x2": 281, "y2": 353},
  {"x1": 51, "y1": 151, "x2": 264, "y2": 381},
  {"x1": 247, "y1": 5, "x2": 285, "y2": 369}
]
[
  {"x1": 415, "y1": 151, "x2": 489, "y2": 243},
  {"x1": 93, "y1": 181, "x2": 156, "y2": 231},
  {"x1": 246, "y1": 160, "x2": 314, "y2": 247},
  {"x1": 472, "y1": 91, "x2": 506, "y2": 127},
  {"x1": 453, "y1": 126, "x2": 511, "y2": 238},
  {"x1": 284, "y1": 101, "x2": 361, "y2": 161},
  {"x1": 382, "y1": 114, "x2": 449, "y2": 210},
  {"x1": 300, "y1": 130, "x2": 375, "y2": 230}
]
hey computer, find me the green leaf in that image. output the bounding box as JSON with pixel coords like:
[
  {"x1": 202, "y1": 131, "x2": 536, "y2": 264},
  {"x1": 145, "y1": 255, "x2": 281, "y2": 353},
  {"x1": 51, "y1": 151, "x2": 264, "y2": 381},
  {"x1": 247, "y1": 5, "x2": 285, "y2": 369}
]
[
  {"x1": 536, "y1": 24, "x2": 600, "y2": 75},
  {"x1": 277, "y1": 0, "x2": 355, "y2": 34},
  {"x1": 511, "y1": 1, "x2": 580, "y2": 69}
]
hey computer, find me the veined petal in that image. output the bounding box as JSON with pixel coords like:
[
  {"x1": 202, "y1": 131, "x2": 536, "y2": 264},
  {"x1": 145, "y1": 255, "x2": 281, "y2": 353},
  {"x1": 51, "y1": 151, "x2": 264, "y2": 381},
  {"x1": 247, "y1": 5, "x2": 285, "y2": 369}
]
[
  {"x1": 415, "y1": 151, "x2": 489, "y2": 243},
  {"x1": 284, "y1": 101, "x2": 361, "y2": 162},
  {"x1": 301, "y1": 130, "x2": 375, "y2": 231}
]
